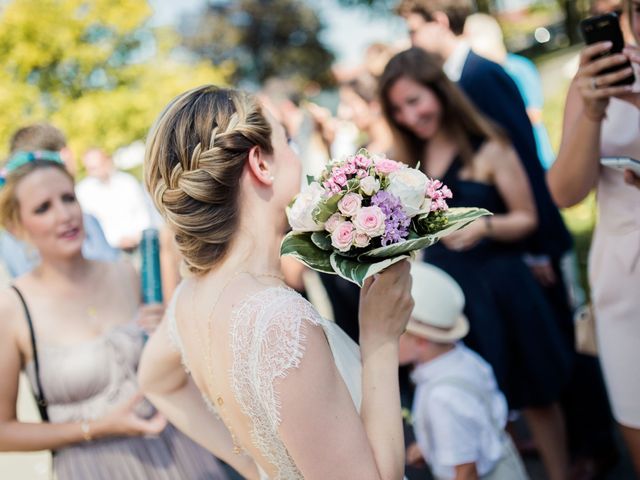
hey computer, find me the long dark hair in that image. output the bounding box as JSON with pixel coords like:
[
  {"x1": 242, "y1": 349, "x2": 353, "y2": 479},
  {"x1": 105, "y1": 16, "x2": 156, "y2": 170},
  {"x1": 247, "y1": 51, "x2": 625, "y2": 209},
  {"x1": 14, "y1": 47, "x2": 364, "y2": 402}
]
[{"x1": 379, "y1": 47, "x2": 504, "y2": 167}]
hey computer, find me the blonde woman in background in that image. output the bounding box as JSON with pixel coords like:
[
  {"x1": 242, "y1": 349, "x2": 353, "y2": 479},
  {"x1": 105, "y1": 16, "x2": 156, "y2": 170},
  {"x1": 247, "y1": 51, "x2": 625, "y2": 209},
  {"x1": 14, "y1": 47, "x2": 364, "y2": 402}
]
[{"x1": 0, "y1": 154, "x2": 229, "y2": 479}]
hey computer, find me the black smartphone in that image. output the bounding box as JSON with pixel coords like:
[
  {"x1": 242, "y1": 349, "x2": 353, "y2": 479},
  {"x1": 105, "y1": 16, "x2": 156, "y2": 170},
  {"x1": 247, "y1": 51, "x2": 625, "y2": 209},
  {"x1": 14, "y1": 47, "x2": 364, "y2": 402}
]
[{"x1": 579, "y1": 12, "x2": 634, "y2": 86}]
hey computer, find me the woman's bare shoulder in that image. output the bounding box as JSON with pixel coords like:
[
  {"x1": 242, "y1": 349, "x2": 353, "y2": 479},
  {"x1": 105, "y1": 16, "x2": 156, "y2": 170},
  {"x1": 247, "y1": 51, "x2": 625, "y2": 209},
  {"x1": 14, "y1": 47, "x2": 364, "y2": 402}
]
[
  {"x1": 0, "y1": 286, "x2": 28, "y2": 349},
  {"x1": 476, "y1": 139, "x2": 519, "y2": 169}
]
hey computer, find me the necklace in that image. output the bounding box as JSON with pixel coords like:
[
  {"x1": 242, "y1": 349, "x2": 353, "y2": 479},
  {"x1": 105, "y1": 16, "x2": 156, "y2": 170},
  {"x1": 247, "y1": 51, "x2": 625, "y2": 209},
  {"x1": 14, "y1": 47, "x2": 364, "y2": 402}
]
[{"x1": 193, "y1": 270, "x2": 285, "y2": 455}]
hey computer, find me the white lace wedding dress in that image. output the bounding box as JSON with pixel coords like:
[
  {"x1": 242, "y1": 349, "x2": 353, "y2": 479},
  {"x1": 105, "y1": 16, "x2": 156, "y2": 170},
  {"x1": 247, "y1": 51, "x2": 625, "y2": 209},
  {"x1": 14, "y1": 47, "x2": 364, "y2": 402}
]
[{"x1": 166, "y1": 284, "x2": 363, "y2": 480}]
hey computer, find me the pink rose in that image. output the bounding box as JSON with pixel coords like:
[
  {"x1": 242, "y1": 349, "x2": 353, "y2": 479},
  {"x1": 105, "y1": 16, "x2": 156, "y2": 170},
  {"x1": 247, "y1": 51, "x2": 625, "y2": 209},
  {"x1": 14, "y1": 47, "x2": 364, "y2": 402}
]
[
  {"x1": 338, "y1": 192, "x2": 362, "y2": 217},
  {"x1": 353, "y1": 231, "x2": 371, "y2": 248},
  {"x1": 353, "y1": 205, "x2": 386, "y2": 237},
  {"x1": 325, "y1": 212, "x2": 343, "y2": 233},
  {"x1": 374, "y1": 156, "x2": 401, "y2": 175},
  {"x1": 331, "y1": 221, "x2": 355, "y2": 252}
]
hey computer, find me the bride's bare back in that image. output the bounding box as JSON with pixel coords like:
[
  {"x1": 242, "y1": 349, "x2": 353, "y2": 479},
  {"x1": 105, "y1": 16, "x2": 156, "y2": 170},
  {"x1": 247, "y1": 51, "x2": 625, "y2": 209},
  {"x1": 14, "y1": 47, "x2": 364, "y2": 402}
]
[
  {"x1": 139, "y1": 85, "x2": 414, "y2": 480},
  {"x1": 169, "y1": 273, "x2": 367, "y2": 478}
]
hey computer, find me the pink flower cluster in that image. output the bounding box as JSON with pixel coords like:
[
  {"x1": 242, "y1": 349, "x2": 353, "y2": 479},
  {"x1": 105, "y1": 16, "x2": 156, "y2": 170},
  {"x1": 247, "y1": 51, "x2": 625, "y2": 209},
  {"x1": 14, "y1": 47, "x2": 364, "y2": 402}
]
[
  {"x1": 323, "y1": 154, "x2": 373, "y2": 194},
  {"x1": 426, "y1": 179, "x2": 453, "y2": 211}
]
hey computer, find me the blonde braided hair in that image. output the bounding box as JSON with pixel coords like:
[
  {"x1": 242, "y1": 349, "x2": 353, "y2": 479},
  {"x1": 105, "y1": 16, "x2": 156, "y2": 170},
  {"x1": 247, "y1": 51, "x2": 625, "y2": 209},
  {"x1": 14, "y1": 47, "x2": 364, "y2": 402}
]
[{"x1": 144, "y1": 85, "x2": 273, "y2": 275}]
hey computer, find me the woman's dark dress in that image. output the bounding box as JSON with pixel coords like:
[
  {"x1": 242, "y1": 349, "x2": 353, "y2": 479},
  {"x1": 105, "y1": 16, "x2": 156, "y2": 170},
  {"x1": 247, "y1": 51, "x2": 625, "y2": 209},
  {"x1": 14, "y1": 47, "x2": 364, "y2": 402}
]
[{"x1": 423, "y1": 155, "x2": 571, "y2": 409}]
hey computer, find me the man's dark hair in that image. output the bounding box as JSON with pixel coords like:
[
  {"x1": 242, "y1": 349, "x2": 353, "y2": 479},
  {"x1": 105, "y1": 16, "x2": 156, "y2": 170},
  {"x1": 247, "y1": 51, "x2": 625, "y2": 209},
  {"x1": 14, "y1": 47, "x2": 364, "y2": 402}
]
[{"x1": 396, "y1": 0, "x2": 476, "y2": 36}]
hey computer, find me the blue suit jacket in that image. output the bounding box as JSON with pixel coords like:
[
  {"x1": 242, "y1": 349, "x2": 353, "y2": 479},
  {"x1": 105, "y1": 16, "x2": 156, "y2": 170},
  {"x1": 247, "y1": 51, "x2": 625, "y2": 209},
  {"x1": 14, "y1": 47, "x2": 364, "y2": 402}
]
[{"x1": 458, "y1": 51, "x2": 572, "y2": 258}]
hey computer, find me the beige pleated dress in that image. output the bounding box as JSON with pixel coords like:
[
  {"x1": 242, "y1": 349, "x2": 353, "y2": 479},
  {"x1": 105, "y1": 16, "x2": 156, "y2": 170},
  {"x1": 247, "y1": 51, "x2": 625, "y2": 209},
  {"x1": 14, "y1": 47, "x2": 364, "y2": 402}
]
[
  {"x1": 589, "y1": 92, "x2": 640, "y2": 428},
  {"x1": 25, "y1": 323, "x2": 229, "y2": 480}
]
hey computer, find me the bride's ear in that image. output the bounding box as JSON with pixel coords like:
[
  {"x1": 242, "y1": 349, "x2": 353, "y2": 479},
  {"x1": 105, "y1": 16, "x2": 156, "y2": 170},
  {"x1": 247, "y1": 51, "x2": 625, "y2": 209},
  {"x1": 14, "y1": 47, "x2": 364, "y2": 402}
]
[{"x1": 247, "y1": 145, "x2": 275, "y2": 186}]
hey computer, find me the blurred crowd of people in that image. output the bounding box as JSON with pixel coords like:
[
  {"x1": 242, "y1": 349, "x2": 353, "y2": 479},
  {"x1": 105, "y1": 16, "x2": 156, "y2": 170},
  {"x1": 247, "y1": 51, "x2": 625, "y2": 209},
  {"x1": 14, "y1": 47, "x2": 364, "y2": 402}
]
[{"x1": 0, "y1": 0, "x2": 639, "y2": 479}]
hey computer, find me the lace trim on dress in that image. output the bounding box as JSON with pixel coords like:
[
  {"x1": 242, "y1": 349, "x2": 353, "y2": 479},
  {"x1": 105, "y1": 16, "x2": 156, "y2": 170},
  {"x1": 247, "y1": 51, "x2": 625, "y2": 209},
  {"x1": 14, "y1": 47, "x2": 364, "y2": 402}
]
[
  {"x1": 230, "y1": 286, "x2": 325, "y2": 479},
  {"x1": 166, "y1": 283, "x2": 191, "y2": 374}
]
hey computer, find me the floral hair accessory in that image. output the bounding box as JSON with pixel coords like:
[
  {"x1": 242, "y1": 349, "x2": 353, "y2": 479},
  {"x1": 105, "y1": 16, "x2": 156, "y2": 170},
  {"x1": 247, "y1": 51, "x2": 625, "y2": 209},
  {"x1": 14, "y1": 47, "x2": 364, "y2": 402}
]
[
  {"x1": 281, "y1": 149, "x2": 491, "y2": 286},
  {"x1": 0, "y1": 150, "x2": 64, "y2": 187}
]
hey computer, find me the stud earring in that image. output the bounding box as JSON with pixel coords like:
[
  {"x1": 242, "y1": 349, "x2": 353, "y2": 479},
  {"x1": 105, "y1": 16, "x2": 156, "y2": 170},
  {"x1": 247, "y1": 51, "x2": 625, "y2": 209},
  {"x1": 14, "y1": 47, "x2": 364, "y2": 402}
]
[{"x1": 269, "y1": 175, "x2": 275, "y2": 181}]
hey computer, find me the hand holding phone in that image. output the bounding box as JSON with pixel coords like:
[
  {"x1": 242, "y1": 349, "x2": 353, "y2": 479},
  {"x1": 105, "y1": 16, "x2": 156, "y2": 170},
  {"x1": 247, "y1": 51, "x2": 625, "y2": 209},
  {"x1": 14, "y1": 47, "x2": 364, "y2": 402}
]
[{"x1": 580, "y1": 13, "x2": 635, "y2": 86}]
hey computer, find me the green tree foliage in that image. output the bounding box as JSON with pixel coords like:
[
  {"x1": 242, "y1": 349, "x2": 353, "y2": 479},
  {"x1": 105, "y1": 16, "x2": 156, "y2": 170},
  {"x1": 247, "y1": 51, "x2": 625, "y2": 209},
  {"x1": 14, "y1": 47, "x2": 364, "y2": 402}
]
[
  {"x1": 181, "y1": 0, "x2": 335, "y2": 88},
  {"x1": 0, "y1": 0, "x2": 230, "y2": 159}
]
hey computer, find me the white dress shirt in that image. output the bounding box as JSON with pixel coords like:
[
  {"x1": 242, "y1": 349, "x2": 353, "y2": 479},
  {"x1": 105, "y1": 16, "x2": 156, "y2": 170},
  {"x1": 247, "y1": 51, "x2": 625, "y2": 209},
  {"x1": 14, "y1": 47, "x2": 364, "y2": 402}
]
[
  {"x1": 443, "y1": 41, "x2": 471, "y2": 82},
  {"x1": 410, "y1": 343, "x2": 508, "y2": 480},
  {"x1": 77, "y1": 171, "x2": 151, "y2": 248}
]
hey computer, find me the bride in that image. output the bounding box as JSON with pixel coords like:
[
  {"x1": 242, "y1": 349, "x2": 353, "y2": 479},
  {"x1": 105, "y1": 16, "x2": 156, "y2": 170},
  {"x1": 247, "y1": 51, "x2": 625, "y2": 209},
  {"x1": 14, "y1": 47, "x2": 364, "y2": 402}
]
[{"x1": 138, "y1": 85, "x2": 414, "y2": 479}]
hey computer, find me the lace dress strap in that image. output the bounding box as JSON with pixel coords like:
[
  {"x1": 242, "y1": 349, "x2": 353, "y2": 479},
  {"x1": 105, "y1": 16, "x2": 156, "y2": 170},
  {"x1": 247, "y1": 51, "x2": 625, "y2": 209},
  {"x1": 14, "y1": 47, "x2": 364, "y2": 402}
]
[
  {"x1": 230, "y1": 286, "x2": 325, "y2": 479},
  {"x1": 166, "y1": 282, "x2": 190, "y2": 373}
]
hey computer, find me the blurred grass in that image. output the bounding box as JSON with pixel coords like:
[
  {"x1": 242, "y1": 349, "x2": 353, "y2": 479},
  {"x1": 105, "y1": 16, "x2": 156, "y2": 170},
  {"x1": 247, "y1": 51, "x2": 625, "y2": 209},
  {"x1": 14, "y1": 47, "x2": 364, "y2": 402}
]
[{"x1": 540, "y1": 53, "x2": 596, "y2": 298}]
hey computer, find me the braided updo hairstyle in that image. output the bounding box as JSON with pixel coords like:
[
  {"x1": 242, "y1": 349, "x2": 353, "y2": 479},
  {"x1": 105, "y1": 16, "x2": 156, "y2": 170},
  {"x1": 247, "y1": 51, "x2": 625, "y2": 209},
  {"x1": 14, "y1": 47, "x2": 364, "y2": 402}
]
[{"x1": 144, "y1": 85, "x2": 273, "y2": 275}]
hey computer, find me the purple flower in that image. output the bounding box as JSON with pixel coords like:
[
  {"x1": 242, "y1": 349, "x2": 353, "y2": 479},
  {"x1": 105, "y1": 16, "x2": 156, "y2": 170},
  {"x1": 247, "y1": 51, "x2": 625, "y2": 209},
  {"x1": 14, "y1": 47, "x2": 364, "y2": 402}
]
[{"x1": 371, "y1": 191, "x2": 411, "y2": 246}]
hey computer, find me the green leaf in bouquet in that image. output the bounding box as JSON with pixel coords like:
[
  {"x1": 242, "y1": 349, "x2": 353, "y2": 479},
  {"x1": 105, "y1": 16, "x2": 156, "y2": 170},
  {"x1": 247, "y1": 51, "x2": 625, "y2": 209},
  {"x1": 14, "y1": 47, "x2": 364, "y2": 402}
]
[
  {"x1": 434, "y1": 207, "x2": 491, "y2": 235},
  {"x1": 355, "y1": 147, "x2": 371, "y2": 158},
  {"x1": 330, "y1": 252, "x2": 410, "y2": 287},
  {"x1": 280, "y1": 232, "x2": 334, "y2": 274},
  {"x1": 358, "y1": 235, "x2": 440, "y2": 260},
  {"x1": 306, "y1": 175, "x2": 315, "y2": 186},
  {"x1": 312, "y1": 193, "x2": 342, "y2": 224},
  {"x1": 346, "y1": 178, "x2": 360, "y2": 191},
  {"x1": 360, "y1": 207, "x2": 491, "y2": 260},
  {"x1": 311, "y1": 231, "x2": 332, "y2": 251}
]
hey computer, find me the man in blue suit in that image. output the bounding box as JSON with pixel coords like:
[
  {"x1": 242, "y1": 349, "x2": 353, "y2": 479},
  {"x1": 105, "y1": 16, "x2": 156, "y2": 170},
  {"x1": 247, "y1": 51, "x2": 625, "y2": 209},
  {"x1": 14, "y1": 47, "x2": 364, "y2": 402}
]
[{"x1": 395, "y1": 1, "x2": 618, "y2": 478}]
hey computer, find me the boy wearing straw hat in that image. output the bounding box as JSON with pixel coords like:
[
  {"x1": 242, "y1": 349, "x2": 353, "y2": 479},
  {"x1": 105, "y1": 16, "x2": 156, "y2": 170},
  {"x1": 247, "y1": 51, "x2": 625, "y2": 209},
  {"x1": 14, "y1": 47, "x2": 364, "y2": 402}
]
[{"x1": 401, "y1": 262, "x2": 528, "y2": 480}]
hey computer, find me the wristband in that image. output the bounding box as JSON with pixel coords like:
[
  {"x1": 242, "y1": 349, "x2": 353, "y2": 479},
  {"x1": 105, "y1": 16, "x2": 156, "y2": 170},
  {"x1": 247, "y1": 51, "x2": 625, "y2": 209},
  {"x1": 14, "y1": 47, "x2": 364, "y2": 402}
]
[
  {"x1": 80, "y1": 421, "x2": 93, "y2": 442},
  {"x1": 484, "y1": 216, "x2": 493, "y2": 237}
]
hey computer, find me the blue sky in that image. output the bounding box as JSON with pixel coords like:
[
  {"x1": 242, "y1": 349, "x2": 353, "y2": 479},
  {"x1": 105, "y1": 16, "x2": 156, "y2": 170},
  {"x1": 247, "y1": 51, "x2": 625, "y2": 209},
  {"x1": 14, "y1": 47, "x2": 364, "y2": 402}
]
[{"x1": 148, "y1": 0, "x2": 407, "y2": 66}]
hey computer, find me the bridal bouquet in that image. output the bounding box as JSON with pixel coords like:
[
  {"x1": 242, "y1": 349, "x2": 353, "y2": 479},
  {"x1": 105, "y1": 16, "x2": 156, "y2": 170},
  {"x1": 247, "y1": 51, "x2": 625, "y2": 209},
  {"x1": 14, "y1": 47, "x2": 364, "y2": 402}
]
[{"x1": 281, "y1": 149, "x2": 489, "y2": 286}]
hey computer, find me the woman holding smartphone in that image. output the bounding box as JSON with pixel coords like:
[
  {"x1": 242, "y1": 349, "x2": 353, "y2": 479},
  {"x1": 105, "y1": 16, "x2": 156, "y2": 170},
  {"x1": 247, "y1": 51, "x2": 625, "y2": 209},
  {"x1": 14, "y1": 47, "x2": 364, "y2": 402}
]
[{"x1": 547, "y1": 0, "x2": 640, "y2": 473}]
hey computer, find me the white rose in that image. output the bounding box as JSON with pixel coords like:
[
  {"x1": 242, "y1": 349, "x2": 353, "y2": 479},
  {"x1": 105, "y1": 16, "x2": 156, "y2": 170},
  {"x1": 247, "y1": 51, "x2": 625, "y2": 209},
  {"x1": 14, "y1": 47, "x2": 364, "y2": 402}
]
[
  {"x1": 286, "y1": 182, "x2": 326, "y2": 232},
  {"x1": 387, "y1": 168, "x2": 429, "y2": 217},
  {"x1": 359, "y1": 176, "x2": 380, "y2": 196},
  {"x1": 420, "y1": 197, "x2": 432, "y2": 214},
  {"x1": 353, "y1": 231, "x2": 371, "y2": 248}
]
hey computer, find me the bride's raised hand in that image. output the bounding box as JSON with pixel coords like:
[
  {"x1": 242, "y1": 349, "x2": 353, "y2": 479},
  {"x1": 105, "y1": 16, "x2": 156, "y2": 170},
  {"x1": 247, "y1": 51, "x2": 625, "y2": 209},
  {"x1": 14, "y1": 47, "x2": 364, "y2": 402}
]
[{"x1": 358, "y1": 260, "x2": 414, "y2": 351}]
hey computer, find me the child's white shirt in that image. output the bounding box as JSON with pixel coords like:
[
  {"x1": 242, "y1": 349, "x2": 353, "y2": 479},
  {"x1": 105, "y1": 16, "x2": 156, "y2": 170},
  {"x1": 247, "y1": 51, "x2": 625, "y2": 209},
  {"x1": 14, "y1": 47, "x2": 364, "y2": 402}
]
[{"x1": 410, "y1": 343, "x2": 508, "y2": 480}]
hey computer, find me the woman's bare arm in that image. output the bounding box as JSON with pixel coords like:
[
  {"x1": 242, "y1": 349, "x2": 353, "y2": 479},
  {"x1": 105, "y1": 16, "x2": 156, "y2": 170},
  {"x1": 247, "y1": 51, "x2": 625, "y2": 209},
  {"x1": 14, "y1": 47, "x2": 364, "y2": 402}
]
[
  {"x1": 0, "y1": 293, "x2": 90, "y2": 451},
  {"x1": 278, "y1": 262, "x2": 413, "y2": 480},
  {"x1": 138, "y1": 319, "x2": 259, "y2": 480},
  {"x1": 489, "y1": 142, "x2": 538, "y2": 241}
]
